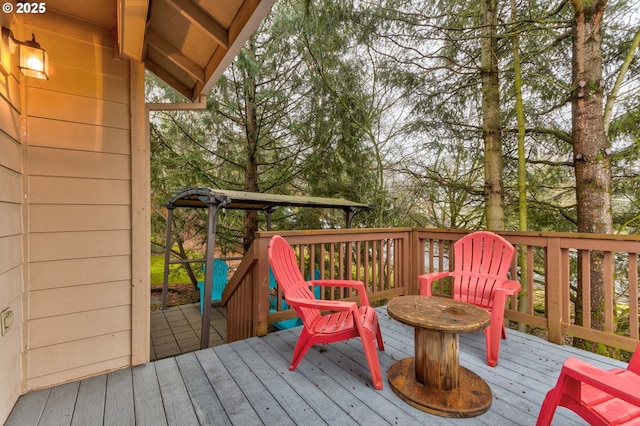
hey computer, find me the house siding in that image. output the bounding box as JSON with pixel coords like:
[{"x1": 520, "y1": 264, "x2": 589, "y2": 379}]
[
  {"x1": 23, "y1": 13, "x2": 133, "y2": 391},
  {"x1": 0, "y1": 18, "x2": 26, "y2": 424}
]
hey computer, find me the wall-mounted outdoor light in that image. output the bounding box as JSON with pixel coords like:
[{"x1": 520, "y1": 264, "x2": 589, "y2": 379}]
[{"x1": 1, "y1": 27, "x2": 49, "y2": 80}]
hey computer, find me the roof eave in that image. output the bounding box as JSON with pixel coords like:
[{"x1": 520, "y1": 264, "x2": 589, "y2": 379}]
[
  {"x1": 200, "y1": 0, "x2": 277, "y2": 97},
  {"x1": 117, "y1": 0, "x2": 149, "y2": 62}
]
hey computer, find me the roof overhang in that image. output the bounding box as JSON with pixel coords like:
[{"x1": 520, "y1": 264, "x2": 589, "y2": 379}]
[
  {"x1": 45, "y1": 0, "x2": 276, "y2": 103},
  {"x1": 137, "y1": 0, "x2": 277, "y2": 102}
]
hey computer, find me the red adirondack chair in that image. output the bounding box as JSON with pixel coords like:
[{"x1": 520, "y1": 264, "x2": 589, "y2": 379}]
[
  {"x1": 268, "y1": 235, "x2": 385, "y2": 390},
  {"x1": 418, "y1": 231, "x2": 521, "y2": 367},
  {"x1": 537, "y1": 343, "x2": 640, "y2": 425}
]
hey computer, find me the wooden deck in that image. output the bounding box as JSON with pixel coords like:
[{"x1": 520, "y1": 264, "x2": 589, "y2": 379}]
[
  {"x1": 7, "y1": 306, "x2": 627, "y2": 425},
  {"x1": 150, "y1": 303, "x2": 228, "y2": 361}
]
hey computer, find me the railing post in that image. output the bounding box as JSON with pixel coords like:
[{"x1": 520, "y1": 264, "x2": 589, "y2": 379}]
[
  {"x1": 254, "y1": 233, "x2": 271, "y2": 337},
  {"x1": 410, "y1": 229, "x2": 422, "y2": 295},
  {"x1": 546, "y1": 236, "x2": 564, "y2": 344}
]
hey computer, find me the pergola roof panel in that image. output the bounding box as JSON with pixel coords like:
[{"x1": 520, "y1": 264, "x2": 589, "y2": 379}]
[{"x1": 166, "y1": 187, "x2": 374, "y2": 213}]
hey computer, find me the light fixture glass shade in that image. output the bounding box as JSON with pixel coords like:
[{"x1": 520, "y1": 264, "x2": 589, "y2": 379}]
[{"x1": 18, "y1": 38, "x2": 48, "y2": 80}]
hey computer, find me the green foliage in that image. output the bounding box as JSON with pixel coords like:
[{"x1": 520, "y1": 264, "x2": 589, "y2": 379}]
[
  {"x1": 150, "y1": 255, "x2": 203, "y2": 287},
  {"x1": 147, "y1": 0, "x2": 640, "y2": 238}
]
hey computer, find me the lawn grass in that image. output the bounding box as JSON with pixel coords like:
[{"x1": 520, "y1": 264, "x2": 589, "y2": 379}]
[{"x1": 150, "y1": 255, "x2": 203, "y2": 287}]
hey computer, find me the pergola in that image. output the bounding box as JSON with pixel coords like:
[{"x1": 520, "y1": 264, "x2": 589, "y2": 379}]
[{"x1": 161, "y1": 187, "x2": 373, "y2": 347}]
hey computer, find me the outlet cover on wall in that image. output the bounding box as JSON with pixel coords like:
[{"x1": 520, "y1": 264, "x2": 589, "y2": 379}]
[{"x1": 1, "y1": 308, "x2": 14, "y2": 336}]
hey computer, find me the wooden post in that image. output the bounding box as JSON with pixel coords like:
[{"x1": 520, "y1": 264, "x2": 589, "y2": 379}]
[
  {"x1": 200, "y1": 202, "x2": 223, "y2": 349},
  {"x1": 131, "y1": 60, "x2": 150, "y2": 365},
  {"x1": 546, "y1": 236, "x2": 564, "y2": 344},
  {"x1": 411, "y1": 229, "x2": 423, "y2": 295},
  {"x1": 254, "y1": 233, "x2": 270, "y2": 336},
  {"x1": 415, "y1": 328, "x2": 458, "y2": 390},
  {"x1": 161, "y1": 207, "x2": 174, "y2": 310}
]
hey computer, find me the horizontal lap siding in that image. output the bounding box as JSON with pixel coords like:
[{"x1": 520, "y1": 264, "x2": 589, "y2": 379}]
[
  {"x1": 29, "y1": 304, "x2": 131, "y2": 347},
  {"x1": 24, "y1": 13, "x2": 133, "y2": 390},
  {"x1": 28, "y1": 118, "x2": 130, "y2": 154},
  {"x1": 29, "y1": 230, "x2": 131, "y2": 262},
  {"x1": 0, "y1": 34, "x2": 24, "y2": 424},
  {"x1": 29, "y1": 256, "x2": 131, "y2": 291},
  {"x1": 29, "y1": 176, "x2": 131, "y2": 205},
  {"x1": 29, "y1": 205, "x2": 131, "y2": 233},
  {"x1": 27, "y1": 334, "x2": 132, "y2": 390}
]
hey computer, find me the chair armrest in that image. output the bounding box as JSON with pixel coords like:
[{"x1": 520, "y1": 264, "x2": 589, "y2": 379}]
[
  {"x1": 310, "y1": 279, "x2": 366, "y2": 289},
  {"x1": 496, "y1": 279, "x2": 521, "y2": 296},
  {"x1": 491, "y1": 279, "x2": 521, "y2": 313},
  {"x1": 286, "y1": 296, "x2": 357, "y2": 312},
  {"x1": 418, "y1": 272, "x2": 453, "y2": 296},
  {"x1": 310, "y1": 279, "x2": 370, "y2": 306},
  {"x1": 561, "y1": 357, "x2": 640, "y2": 407}
]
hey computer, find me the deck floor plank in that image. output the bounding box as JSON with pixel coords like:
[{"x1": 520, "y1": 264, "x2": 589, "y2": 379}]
[
  {"x1": 174, "y1": 352, "x2": 230, "y2": 426},
  {"x1": 104, "y1": 368, "x2": 135, "y2": 426},
  {"x1": 215, "y1": 342, "x2": 296, "y2": 426},
  {"x1": 154, "y1": 357, "x2": 200, "y2": 426},
  {"x1": 230, "y1": 338, "x2": 328, "y2": 425},
  {"x1": 195, "y1": 346, "x2": 262, "y2": 425},
  {"x1": 5, "y1": 388, "x2": 50, "y2": 426},
  {"x1": 39, "y1": 381, "x2": 79, "y2": 426},
  {"x1": 131, "y1": 362, "x2": 168, "y2": 425},
  {"x1": 6, "y1": 306, "x2": 634, "y2": 426},
  {"x1": 255, "y1": 332, "x2": 361, "y2": 426},
  {"x1": 266, "y1": 330, "x2": 403, "y2": 425},
  {"x1": 71, "y1": 374, "x2": 106, "y2": 426}
]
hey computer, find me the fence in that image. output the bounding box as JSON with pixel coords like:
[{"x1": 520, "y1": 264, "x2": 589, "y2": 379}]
[{"x1": 221, "y1": 228, "x2": 640, "y2": 355}]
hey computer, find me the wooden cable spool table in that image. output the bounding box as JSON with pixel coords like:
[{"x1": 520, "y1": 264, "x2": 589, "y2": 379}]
[{"x1": 387, "y1": 295, "x2": 492, "y2": 418}]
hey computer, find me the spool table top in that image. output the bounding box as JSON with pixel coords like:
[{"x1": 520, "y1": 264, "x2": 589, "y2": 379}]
[{"x1": 387, "y1": 295, "x2": 489, "y2": 334}]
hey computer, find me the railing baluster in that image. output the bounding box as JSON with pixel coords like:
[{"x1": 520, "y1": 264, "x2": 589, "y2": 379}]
[
  {"x1": 581, "y1": 250, "x2": 592, "y2": 330},
  {"x1": 629, "y1": 254, "x2": 638, "y2": 340},
  {"x1": 604, "y1": 251, "x2": 614, "y2": 333}
]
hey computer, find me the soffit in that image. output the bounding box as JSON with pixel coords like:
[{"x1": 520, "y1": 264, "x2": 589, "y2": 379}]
[
  {"x1": 45, "y1": 0, "x2": 117, "y2": 28},
  {"x1": 45, "y1": 0, "x2": 276, "y2": 102}
]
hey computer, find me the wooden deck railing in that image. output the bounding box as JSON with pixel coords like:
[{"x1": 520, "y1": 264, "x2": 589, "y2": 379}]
[{"x1": 221, "y1": 228, "x2": 640, "y2": 354}]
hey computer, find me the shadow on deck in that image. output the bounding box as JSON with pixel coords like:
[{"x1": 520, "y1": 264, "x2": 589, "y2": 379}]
[{"x1": 7, "y1": 306, "x2": 627, "y2": 425}]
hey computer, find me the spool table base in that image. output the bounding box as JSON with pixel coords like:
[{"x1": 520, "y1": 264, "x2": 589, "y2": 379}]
[{"x1": 387, "y1": 357, "x2": 492, "y2": 418}]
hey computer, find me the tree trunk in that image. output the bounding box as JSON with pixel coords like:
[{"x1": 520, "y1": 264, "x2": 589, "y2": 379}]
[
  {"x1": 511, "y1": 0, "x2": 528, "y2": 331},
  {"x1": 243, "y1": 38, "x2": 260, "y2": 253},
  {"x1": 571, "y1": 0, "x2": 612, "y2": 344},
  {"x1": 176, "y1": 238, "x2": 199, "y2": 289},
  {"x1": 481, "y1": 0, "x2": 504, "y2": 231}
]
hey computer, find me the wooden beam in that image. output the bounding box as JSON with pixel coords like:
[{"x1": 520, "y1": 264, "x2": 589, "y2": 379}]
[
  {"x1": 165, "y1": 0, "x2": 228, "y2": 48},
  {"x1": 130, "y1": 60, "x2": 151, "y2": 366},
  {"x1": 117, "y1": 0, "x2": 149, "y2": 60},
  {"x1": 202, "y1": 0, "x2": 276, "y2": 94},
  {"x1": 145, "y1": 59, "x2": 194, "y2": 101},
  {"x1": 146, "y1": 31, "x2": 205, "y2": 84}
]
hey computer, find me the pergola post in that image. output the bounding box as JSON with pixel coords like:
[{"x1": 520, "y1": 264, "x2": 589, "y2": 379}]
[
  {"x1": 200, "y1": 200, "x2": 225, "y2": 349},
  {"x1": 161, "y1": 207, "x2": 175, "y2": 310}
]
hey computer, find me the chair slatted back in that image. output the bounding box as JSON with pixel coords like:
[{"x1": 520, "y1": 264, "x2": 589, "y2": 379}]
[
  {"x1": 269, "y1": 236, "x2": 320, "y2": 325},
  {"x1": 453, "y1": 231, "x2": 515, "y2": 309}
]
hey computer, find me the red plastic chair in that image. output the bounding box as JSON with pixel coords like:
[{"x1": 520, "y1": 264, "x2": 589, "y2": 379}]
[
  {"x1": 537, "y1": 343, "x2": 640, "y2": 425},
  {"x1": 268, "y1": 235, "x2": 385, "y2": 390},
  {"x1": 418, "y1": 231, "x2": 521, "y2": 367}
]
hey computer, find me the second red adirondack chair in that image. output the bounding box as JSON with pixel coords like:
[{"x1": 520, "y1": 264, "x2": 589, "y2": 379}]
[
  {"x1": 268, "y1": 235, "x2": 385, "y2": 390},
  {"x1": 419, "y1": 231, "x2": 521, "y2": 367},
  {"x1": 537, "y1": 343, "x2": 640, "y2": 425}
]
